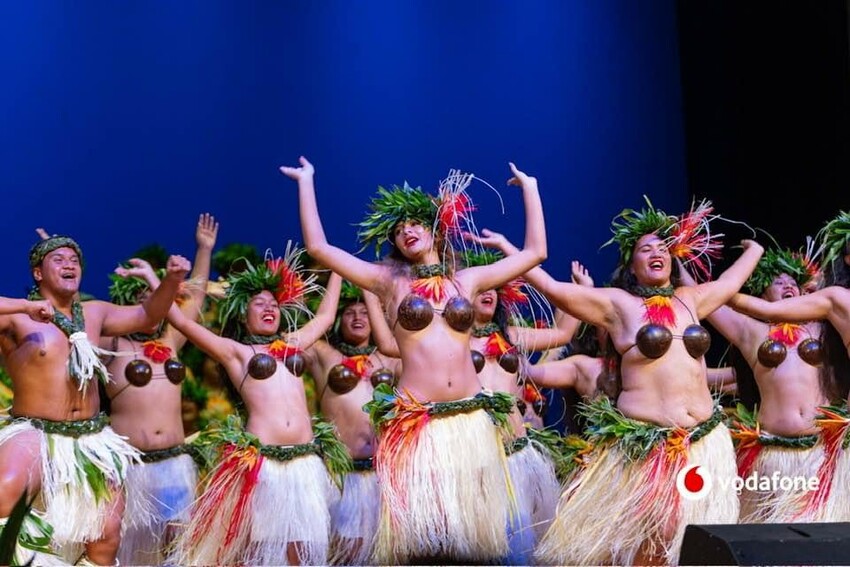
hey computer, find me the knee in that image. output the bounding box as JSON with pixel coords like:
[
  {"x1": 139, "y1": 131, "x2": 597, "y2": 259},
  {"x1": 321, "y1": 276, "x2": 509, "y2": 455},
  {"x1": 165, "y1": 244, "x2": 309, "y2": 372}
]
[{"x1": 0, "y1": 468, "x2": 34, "y2": 516}]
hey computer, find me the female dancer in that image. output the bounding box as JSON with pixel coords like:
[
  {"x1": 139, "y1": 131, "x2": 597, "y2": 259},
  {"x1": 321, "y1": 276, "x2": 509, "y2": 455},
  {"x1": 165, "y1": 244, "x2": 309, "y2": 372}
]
[
  {"x1": 478, "y1": 199, "x2": 763, "y2": 565},
  {"x1": 169, "y1": 250, "x2": 344, "y2": 566},
  {"x1": 729, "y1": 210, "x2": 850, "y2": 522},
  {"x1": 281, "y1": 157, "x2": 546, "y2": 564}
]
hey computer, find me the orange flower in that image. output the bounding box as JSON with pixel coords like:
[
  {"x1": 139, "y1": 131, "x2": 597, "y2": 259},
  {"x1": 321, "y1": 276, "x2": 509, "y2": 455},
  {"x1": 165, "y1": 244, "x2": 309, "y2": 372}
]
[
  {"x1": 342, "y1": 355, "x2": 372, "y2": 378},
  {"x1": 483, "y1": 332, "x2": 512, "y2": 358},
  {"x1": 664, "y1": 428, "x2": 689, "y2": 462},
  {"x1": 410, "y1": 276, "x2": 447, "y2": 303},
  {"x1": 768, "y1": 323, "x2": 803, "y2": 346},
  {"x1": 268, "y1": 339, "x2": 301, "y2": 361}
]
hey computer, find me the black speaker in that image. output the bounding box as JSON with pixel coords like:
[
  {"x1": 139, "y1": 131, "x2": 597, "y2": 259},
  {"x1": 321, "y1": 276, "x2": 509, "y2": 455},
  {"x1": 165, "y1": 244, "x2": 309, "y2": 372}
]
[{"x1": 680, "y1": 522, "x2": 850, "y2": 565}]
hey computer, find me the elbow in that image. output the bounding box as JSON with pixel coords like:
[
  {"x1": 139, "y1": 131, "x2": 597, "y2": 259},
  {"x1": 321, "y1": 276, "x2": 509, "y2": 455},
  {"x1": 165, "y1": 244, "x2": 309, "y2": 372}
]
[{"x1": 536, "y1": 247, "x2": 548, "y2": 265}]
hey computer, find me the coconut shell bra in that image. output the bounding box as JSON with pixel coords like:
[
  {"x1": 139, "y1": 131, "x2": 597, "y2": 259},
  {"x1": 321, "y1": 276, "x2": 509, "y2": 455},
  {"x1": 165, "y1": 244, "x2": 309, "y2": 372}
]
[
  {"x1": 624, "y1": 292, "x2": 711, "y2": 360},
  {"x1": 326, "y1": 343, "x2": 398, "y2": 395},
  {"x1": 395, "y1": 265, "x2": 474, "y2": 333},
  {"x1": 757, "y1": 323, "x2": 823, "y2": 368},
  {"x1": 242, "y1": 338, "x2": 306, "y2": 390}
]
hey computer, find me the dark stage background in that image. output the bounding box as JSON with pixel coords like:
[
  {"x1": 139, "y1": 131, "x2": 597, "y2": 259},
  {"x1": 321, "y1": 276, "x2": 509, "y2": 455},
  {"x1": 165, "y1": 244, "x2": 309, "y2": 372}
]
[{"x1": 2, "y1": 1, "x2": 847, "y2": 430}]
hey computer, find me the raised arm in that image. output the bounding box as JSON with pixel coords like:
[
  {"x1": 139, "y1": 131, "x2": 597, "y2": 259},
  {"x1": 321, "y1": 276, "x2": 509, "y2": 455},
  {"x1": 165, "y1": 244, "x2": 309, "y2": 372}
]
[
  {"x1": 280, "y1": 157, "x2": 389, "y2": 295},
  {"x1": 100, "y1": 255, "x2": 191, "y2": 336},
  {"x1": 460, "y1": 163, "x2": 547, "y2": 296},
  {"x1": 284, "y1": 272, "x2": 342, "y2": 350},
  {"x1": 363, "y1": 289, "x2": 400, "y2": 357},
  {"x1": 166, "y1": 303, "x2": 240, "y2": 366},
  {"x1": 166, "y1": 214, "x2": 220, "y2": 350},
  {"x1": 677, "y1": 259, "x2": 761, "y2": 349},
  {"x1": 181, "y1": 213, "x2": 218, "y2": 315},
  {"x1": 686, "y1": 239, "x2": 764, "y2": 319},
  {"x1": 509, "y1": 261, "x2": 590, "y2": 352},
  {"x1": 728, "y1": 287, "x2": 837, "y2": 323},
  {"x1": 470, "y1": 229, "x2": 618, "y2": 329}
]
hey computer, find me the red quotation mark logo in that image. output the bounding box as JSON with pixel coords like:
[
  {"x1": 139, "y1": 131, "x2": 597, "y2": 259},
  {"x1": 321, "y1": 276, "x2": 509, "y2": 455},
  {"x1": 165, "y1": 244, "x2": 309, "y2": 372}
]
[{"x1": 675, "y1": 464, "x2": 712, "y2": 500}]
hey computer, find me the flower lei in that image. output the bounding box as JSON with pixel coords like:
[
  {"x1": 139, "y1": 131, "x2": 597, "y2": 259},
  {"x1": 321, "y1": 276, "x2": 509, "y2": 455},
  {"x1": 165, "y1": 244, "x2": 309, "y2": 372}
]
[
  {"x1": 631, "y1": 285, "x2": 676, "y2": 327},
  {"x1": 410, "y1": 263, "x2": 449, "y2": 302},
  {"x1": 767, "y1": 323, "x2": 805, "y2": 346},
  {"x1": 242, "y1": 333, "x2": 301, "y2": 360}
]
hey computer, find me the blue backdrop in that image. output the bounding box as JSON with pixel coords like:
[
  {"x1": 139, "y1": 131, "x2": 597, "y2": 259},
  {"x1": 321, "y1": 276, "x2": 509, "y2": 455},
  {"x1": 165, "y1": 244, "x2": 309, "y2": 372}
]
[{"x1": 1, "y1": 0, "x2": 687, "y2": 302}]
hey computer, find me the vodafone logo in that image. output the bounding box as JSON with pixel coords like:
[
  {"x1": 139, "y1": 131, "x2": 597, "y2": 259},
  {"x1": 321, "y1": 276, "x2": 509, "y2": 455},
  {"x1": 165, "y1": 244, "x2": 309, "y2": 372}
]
[{"x1": 675, "y1": 464, "x2": 712, "y2": 500}]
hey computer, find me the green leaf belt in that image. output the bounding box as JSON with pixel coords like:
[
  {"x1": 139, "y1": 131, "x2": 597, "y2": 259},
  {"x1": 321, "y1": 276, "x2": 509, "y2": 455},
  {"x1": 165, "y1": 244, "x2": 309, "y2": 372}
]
[
  {"x1": 428, "y1": 392, "x2": 515, "y2": 418},
  {"x1": 6, "y1": 412, "x2": 110, "y2": 438},
  {"x1": 581, "y1": 397, "x2": 725, "y2": 460},
  {"x1": 259, "y1": 442, "x2": 320, "y2": 463},
  {"x1": 141, "y1": 444, "x2": 196, "y2": 464}
]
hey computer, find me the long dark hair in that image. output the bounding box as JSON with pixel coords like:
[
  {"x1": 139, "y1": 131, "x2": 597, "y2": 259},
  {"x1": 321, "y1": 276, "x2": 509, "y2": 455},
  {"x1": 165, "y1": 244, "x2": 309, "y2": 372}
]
[{"x1": 820, "y1": 256, "x2": 850, "y2": 403}]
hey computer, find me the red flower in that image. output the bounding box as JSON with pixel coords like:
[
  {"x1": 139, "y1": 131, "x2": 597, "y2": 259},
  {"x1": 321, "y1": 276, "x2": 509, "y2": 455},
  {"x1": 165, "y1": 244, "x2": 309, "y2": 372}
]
[{"x1": 142, "y1": 340, "x2": 172, "y2": 364}]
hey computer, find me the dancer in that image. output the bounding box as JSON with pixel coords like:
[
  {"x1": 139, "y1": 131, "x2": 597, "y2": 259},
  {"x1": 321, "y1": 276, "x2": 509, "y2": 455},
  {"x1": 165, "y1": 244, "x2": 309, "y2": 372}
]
[
  {"x1": 169, "y1": 248, "x2": 344, "y2": 566},
  {"x1": 102, "y1": 214, "x2": 218, "y2": 565},
  {"x1": 0, "y1": 235, "x2": 189, "y2": 565},
  {"x1": 303, "y1": 280, "x2": 400, "y2": 565},
  {"x1": 479, "y1": 199, "x2": 762, "y2": 565},
  {"x1": 679, "y1": 246, "x2": 833, "y2": 522},
  {"x1": 282, "y1": 157, "x2": 546, "y2": 563},
  {"x1": 729, "y1": 210, "x2": 850, "y2": 521}
]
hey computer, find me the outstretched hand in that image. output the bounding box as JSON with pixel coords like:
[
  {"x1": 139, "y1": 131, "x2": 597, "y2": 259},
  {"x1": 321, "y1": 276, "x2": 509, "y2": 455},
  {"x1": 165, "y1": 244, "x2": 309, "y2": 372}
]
[
  {"x1": 463, "y1": 228, "x2": 509, "y2": 252},
  {"x1": 25, "y1": 299, "x2": 54, "y2": 323},
  {"x1": 115, "y1": 258, "x2": 156, "y2": 280},
  {"x1": 507, "y1": 162, "x2": 537, "y2": 190},
  {"x1": 571, "y1": 261, "x2": 594, "y2": 287},
  {"x1": 279, "y1": 156, "x2": 315, "y2": 182},
  {"x1": 195, "y1": 213, "x2": 219, "y2": 250}
]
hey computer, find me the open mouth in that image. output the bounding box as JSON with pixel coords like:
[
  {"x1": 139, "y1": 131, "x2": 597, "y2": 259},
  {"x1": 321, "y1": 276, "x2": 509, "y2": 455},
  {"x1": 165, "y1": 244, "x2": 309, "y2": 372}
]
[
  {"x1": 351, "y1": 321, "x2": 365, "y2": 329},
  {"x1": 649, "y1": 259, "x2": 664, "y2": 270},
  {"x1": 261, "y1": 313, "x2": 276, "y2": 323},
  {"x1": 404, "y1": 236, "x2": 418, "y2": 248},
  {"x1": 782, "y1": 290, "x2": 796, "y2": 299},
  {"x1": 61, "y1": 273, "x2": 76, "y2": 280},
  {"x1": 481, "y1": 296, "x2": 495, "y2": 305}
]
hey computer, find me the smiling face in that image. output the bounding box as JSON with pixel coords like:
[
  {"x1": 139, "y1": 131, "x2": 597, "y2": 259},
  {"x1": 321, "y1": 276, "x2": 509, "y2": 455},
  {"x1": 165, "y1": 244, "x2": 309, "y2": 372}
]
[
  {"x1": 474, "y1": 289, "x2": 498, "y2": 322},
  {"x1": 762, "y1": 273, "x2": 800, "y2": 302},
  {"x1": 393, "y1": 220, "x2": 434, "y2": 261},
  {"x1": 244, "y1": 290, "x2": 281, "y2": 335},
  {"x1": 630, "y1": 233, "x2": 672, "y2": 287},
  {"x1": 33, "y1": 247, "x2": 82, "y2": 298},
  {"x1": 340, "y1": 302, "x2": 371, "y2": 345}
]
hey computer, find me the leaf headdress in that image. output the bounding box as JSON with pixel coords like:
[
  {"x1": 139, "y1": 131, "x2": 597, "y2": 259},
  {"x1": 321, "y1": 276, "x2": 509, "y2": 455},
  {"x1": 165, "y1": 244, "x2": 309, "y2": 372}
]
[
  {"x1": 603, "y1": 196, "x2": 723, "y2": 281},
  {"x1": 217, "y1": 242, "x2": 321, "y2": 340},
  {"x1": 108, "y1": 267, "x2": 166, "y2": 306},
  {"x1": 357, "y1": 170, "x2": 481, "y2": 259},
  {"x1": 744, "y1": 247, "x2": 814, "y2": 296},
  {"x1": 817, "y1": 210, "x2": 850, "y2": 272}
]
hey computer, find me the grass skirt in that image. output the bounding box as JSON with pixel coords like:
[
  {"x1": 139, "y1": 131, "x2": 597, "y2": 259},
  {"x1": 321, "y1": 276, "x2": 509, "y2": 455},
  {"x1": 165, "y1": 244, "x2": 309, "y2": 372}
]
[
  {"x1": 535, "y1": 413, "x2": 737, "y2": 566},
  {"x1": 372, "y1": 406, "x2": 514, "y2": 564},
  {"x1": 0, "y1": 415, "x2": 140, "y2": 554},
  {"x1": 329, "y1": 465, "x2": 379, "y2": 565},
  {"x1": 733, "y1": 426, "x2": 826, "y2": 523},
  {"x1": 173, "y1": 444, "x2": 336, "y2": 565},
  {"x1": 505, "y1": 438, "x2": 559, "y2": 564},
  {"x1": 118, "y1": 451, "x2": 198, "y2": 565}
]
